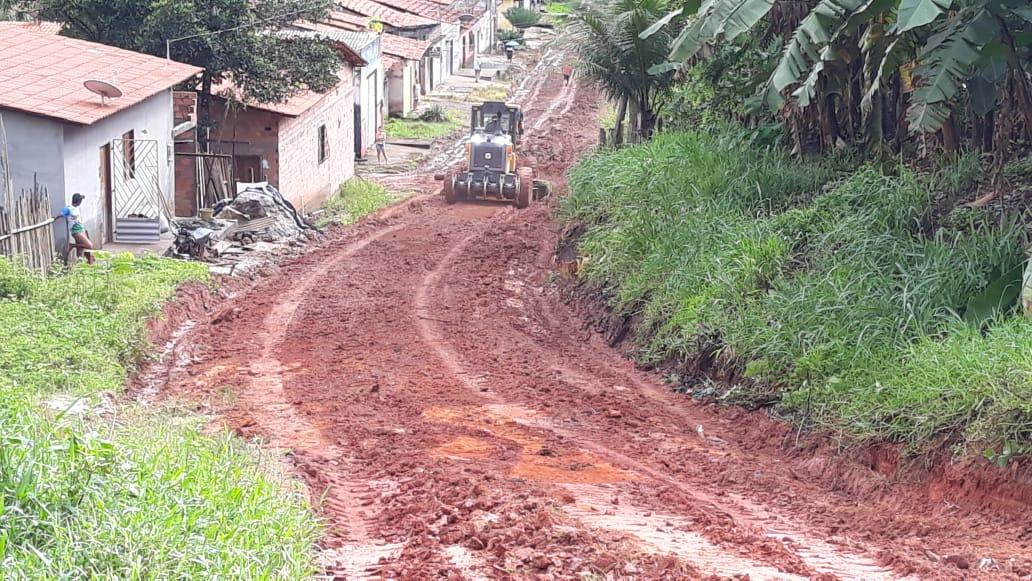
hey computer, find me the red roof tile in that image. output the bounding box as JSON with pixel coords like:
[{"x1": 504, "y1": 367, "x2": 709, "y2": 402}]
[
  {"x1": 335, "y1": 0, "x2": 438, "y2": 28},
  {"x1": 0, "y1": 25, "x2": 201, "y2": 126},
  {"x1": 2, "y1": 20, "x2": 63, "y2": 35},
  {"x1": 372, "y1": 0, "x2": 464, "y2": 22},
  {"x1": 381, "y1": 33, "x2": 429, "y2": 60},
  {"x1": 211, "y1": 61, "x2": 356, "y2": 118},
  {"x1": 323, "y1": 11, "x2": 372, "y2": 30}
]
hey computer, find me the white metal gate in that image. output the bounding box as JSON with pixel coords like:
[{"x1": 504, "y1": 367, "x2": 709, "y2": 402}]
[{"x1": 110, "y1": 138, "x2": 166, "y2": 242}]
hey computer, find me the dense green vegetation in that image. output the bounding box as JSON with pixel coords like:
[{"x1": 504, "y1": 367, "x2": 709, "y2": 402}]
[
  {"x1": 0, "y1": 254, "x2": 318, "y2": 577},
  {"x1": 505, "y1": 6, "x2": 542, "y2": 28},
  {"x1": 319, "y1": 179, "x2": 398, "y2": 227},
  {"x1": 562, "y1": 128, "x2": 1031, "y2": 454},
  {"x1": 566, "y1": 0, "x2": 1032, "y2": 462}
]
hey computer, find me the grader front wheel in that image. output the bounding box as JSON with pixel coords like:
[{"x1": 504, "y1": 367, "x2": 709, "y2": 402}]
[
  {"x1": 516, "y1": 168, "x2": 533, "y2": 209},
  {"x1": 443, "y1": 175, "x2": 459, "y2": 204}
]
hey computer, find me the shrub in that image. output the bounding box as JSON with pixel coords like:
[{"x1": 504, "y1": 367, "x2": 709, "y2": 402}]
[
  {"x1": 505, "y1": 7, "x2": 541, "y2": 28},
  {"x1": 418, "y1": 104, "x2": 449, "y2": 122},
  {"x1": 497, "y1": 29, "x2": 523, "y2": 44}
]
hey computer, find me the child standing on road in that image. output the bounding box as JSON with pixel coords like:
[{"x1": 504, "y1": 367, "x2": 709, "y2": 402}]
[
  {"x1": 375, "y1": 125, "x2": 388, "y2": 165},
  {"x1": 562, "y1": 64, "x2": 573, "y2": 85}
]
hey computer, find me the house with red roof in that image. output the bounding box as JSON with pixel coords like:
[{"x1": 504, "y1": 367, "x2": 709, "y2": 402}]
[
  {"x1": 294, "y1": 19, "x2": 427, "y2": 117},
  {"x1": 0, "y1": 24, "x2": 201, "y2": 247},
  {"x1": 204, "y1": 32, "x2": 370, "y2": 212}
]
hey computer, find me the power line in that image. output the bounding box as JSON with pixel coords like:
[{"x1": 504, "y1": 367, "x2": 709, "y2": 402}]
[{"x1": 165, "y1": 0, "x2": 330, "y2": 59}]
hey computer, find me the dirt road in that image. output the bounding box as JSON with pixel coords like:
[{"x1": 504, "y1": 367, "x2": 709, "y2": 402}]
[{"x1": 145, "y1": 40, "x2": 1032, "y2": 580}]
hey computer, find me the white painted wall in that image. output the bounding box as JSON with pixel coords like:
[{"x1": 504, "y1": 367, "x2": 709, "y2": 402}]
[
  {"x1": 62, "y1": 91, "x2": 175, "y2": 243},
  {"x1": 0, "y1": 109, "x2": 67, "y2": 249},
  {"x1": 2, "y1": 90, "x2": 175, "y2": 249},
  {"x1": 1, "y1": 109, "x2": 65, "y2": 210}
]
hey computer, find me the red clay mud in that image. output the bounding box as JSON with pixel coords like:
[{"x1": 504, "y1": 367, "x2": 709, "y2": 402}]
[{"x1": 137, "y1": 40, "x2": 1032, "y2": 580}]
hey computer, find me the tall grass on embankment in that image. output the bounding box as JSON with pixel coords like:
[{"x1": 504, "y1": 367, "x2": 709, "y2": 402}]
[
  {"x1": 0, "y1": 254, "x2": 319, "y2": 578},
  {"x1": 561, "y1": 129, "x2": 1031, "y2": 456}
]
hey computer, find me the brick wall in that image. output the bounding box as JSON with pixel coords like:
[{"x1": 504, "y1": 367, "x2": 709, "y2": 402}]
[
  {"x1": 173, "y1": 133, "x2": 197, "y2": 217},
  {"x1": 207, "y1": 100, "x2": 282, "y2": 187},
  {"x1": 278, "y1": 78, "x2": 356, "y2": 212},
  {"x1": 173, "y1": 91, "x2": 196, "y2": 124}
]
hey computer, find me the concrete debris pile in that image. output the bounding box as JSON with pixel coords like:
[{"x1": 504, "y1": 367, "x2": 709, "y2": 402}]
[
  {"x1": 216, "y1": 183, "x2": 318, "y2": 244},
  {"x1": 169, "y1": 183, "x2": 319, "y2": 270}
]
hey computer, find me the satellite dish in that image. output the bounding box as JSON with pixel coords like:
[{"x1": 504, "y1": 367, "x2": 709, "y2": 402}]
[{"x1": 84, "y1": 79, "x2": 123, "y2": 106}]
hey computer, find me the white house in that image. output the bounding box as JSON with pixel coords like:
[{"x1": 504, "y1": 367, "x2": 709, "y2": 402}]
[
  {"x1": 0, "y1": 24, "x2": 200, "y2": 247},
  {"x1": 337, "y1": 31, "x2": 384, "y2": 160}
]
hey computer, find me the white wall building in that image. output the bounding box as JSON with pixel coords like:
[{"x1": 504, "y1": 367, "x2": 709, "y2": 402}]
[{"x1": 0, "y1": 24, "x2": 200, "y2": 247}]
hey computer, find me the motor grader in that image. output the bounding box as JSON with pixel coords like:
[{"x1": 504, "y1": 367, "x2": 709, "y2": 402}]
[{"x1": 437, "y1": 101, "x2": 548, "y2": 208}]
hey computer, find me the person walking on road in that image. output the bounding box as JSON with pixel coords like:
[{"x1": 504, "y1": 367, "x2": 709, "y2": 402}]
[
  {"x1": 57, "y1": 193, "x2": 94, "y2": 265},
  {"x1": 562, "y1": 64, "x2": 573, "y2": 85},
  {"x1": 375, "y1": 125, "x2": 388, "y2": 165}
]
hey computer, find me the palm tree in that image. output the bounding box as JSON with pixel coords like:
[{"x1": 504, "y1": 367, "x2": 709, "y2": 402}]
[{"x1": 572, "y1": 0, "x2": 684, "y2": 142}]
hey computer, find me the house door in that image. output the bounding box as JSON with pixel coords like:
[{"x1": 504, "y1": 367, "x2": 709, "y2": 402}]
[
  {"x1": 234, "y1": 155, "x2": 262, "y2": 183},
  {"x1": 99, "y1": 144, "x2": 112, "y2": 243}
]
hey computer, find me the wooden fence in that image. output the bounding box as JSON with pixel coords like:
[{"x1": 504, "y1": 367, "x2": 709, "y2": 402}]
[{"x1": 0, "y1": 115, "x2": 57, "y2": 273}]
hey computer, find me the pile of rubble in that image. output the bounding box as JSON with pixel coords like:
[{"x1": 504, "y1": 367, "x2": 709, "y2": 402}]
[{"x1": 169, "y1": 183, "x2": 319, "y2": 271}]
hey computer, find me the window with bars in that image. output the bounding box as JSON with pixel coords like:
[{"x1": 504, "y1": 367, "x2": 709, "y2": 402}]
[{"x1": 122, "y1": 130, "x2": 135, "y2": 179}]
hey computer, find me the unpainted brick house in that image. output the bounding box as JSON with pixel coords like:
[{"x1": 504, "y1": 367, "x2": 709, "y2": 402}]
[{"x1": 203, "y1": 41, "x2": 367, "y2": 213}]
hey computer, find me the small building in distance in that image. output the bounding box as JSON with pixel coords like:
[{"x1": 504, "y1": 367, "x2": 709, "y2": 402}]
[{"x1": 0, "y1": 24, "x2": 201, "y2": 247}]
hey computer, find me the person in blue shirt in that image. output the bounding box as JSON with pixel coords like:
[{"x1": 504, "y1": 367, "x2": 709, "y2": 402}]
[{"x1": 57, "y1": 193, "x2": 94, "y2": 265}]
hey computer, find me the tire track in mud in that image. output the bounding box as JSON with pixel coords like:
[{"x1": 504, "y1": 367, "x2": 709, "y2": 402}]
[
  {"x1": 410, "y1": 212, "x2": 903, "y2": 580},
  {"x1": 233, "y1": 224, "x2": 407, "y2": 580},
  {"x1": 406, "y1": 38, "x2": 898, "y2": 579}
]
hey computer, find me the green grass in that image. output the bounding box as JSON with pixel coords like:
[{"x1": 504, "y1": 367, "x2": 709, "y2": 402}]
[
  {"x1": 385, "y1": 111, "x2": 461, "y2": 140},
  {"x1": 319, "y1": 179, "x2": 398, "y2": 227},
  {"x1": 467, "y1": 84, "x2": 510, "y2": 103},
  {"x1": 561, "y1": 128, "x2": 1029, "y2": 455},
  {"x1": 544, "y1": 1, "x2": 574, "y2": 14},
  {"x1": 0, "y1": 254, "x2": 319, "y2": 578}
]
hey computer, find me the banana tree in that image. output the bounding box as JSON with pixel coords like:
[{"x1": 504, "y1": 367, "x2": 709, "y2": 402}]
[{"x1": 649, "y1": 0, "x2": 1032, "y2": 166}]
